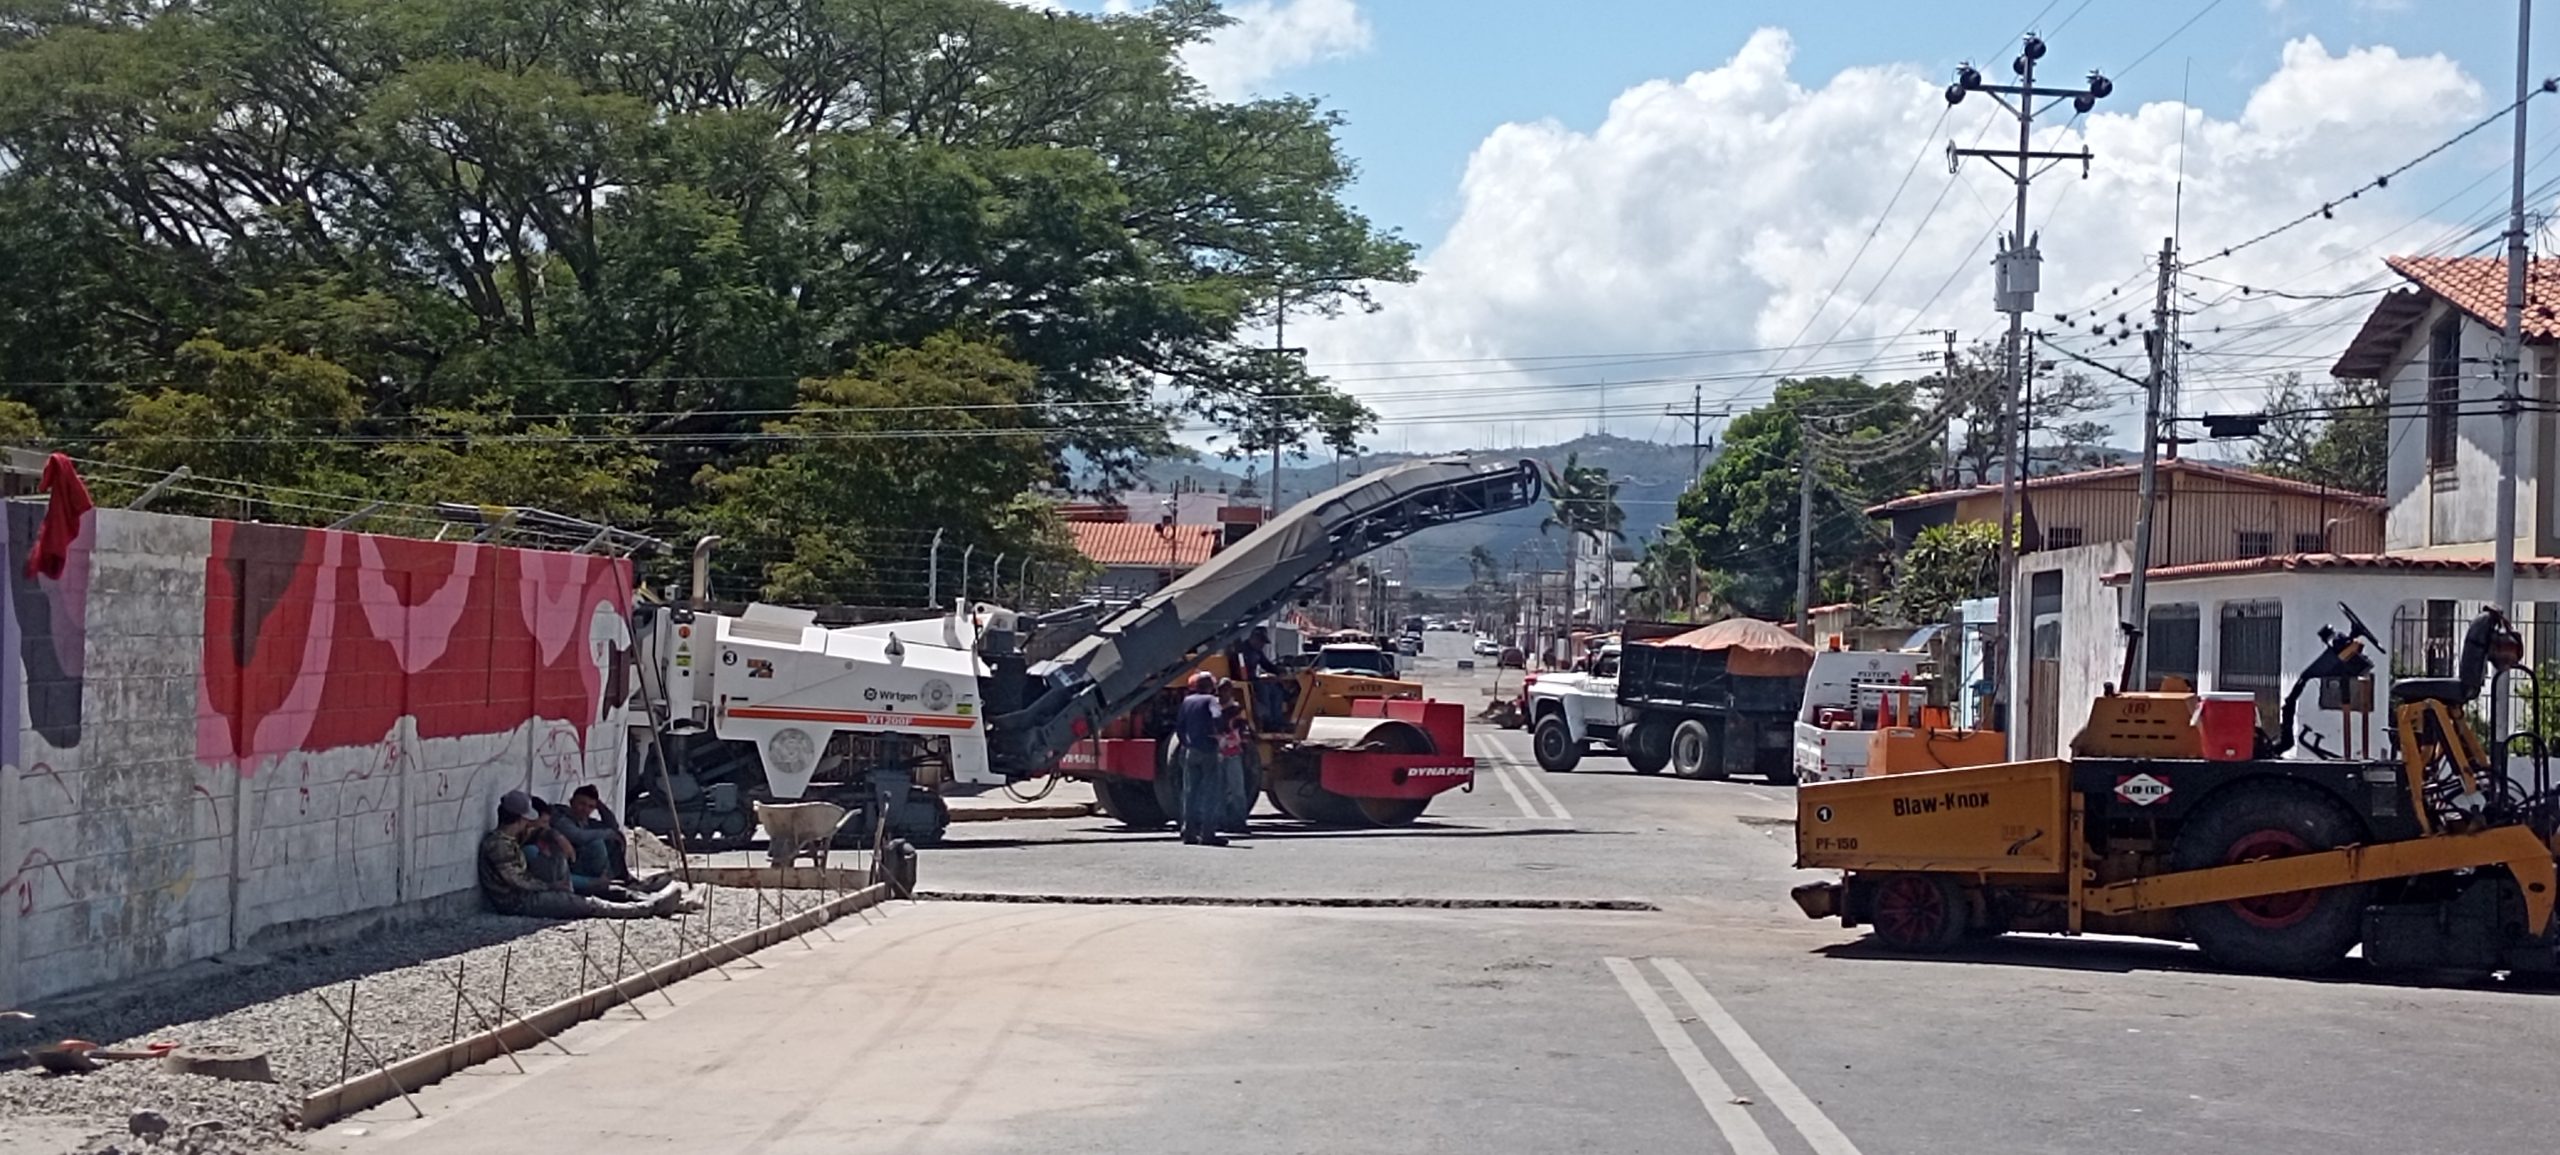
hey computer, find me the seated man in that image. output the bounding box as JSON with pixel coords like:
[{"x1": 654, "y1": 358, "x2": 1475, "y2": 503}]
[
  {"x1": 554, "y1": 784, "x2": 663, "y2": 890},
  {"x1": 482, "y1": 791, "x2": 692, "y2": 920},
  {"x1": 1234, "y1": 626, "x2": 1291, "y2": 731}
]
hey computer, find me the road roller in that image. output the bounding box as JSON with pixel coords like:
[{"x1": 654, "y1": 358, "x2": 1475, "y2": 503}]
[{"x1": 1790, "y1": 603, "x2": 2560, "y2": 976}]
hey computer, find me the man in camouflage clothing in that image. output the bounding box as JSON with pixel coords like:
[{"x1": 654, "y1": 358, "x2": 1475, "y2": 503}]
[{"x1": 481, "y1": 791, "x2": 692, "y2": 919}]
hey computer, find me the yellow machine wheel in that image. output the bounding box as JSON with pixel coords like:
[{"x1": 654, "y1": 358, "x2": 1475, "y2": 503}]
[
  {"x1": 1093, "y1": 777, "x2": 1169, "y2": 829},
  {"x1": 1866, "y1": 872, "x2": 1970, "y2": 952}
]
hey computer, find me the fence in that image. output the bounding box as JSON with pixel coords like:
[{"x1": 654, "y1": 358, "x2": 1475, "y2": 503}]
[{"x1": 2388, "y1": 602, "x2": 2560, "y2": 746}]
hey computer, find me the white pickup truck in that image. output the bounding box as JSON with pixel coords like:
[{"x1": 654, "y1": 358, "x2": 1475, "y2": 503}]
[
  {"x1": 1789, "y1": 649, "x2": 1932, "y2": 784},
  {"x1": 1526, "y1": 645, "x2": 1623, "y2": 771}
]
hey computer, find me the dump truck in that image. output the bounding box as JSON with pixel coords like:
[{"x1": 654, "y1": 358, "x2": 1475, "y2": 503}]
[
  {"x1": 1559, "y1": 619, "x2": 1812, "y2": 782},
  {"x1": 1790, "y1": 602, "x2": 2560, "y2": 977},
  {"x1": 626, "y1": 457, "x2": 1544, "y2": 847}
]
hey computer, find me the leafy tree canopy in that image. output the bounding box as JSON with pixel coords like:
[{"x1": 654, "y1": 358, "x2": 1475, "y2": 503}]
[
  {"x1": 0, "y1": 0, "x2": 1408, "y2": 599},
  {"x1": 1673, "y1": 376, "x2": 1932, "y2": 620},
  {"x1": 2250, "y1": 372, "x2": 2386, "y2": 496}
]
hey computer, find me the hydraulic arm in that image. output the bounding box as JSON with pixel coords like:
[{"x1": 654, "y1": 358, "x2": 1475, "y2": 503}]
[{"x1": 981, "y1": 457, "x2": 1542, "y2": 777}]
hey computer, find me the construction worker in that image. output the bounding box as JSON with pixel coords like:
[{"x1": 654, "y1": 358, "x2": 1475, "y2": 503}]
[
  {"x1": 1217, "y1": 679, "x2": 1253, "y2": 835},
  {"x1": 482, "y1": 791, "x2": 696, "y2": 918},
  {"x1": 1176, "y1": 672, "x2": 1228, "y2": 846},
  {"x1": 1234, "y1": 626, "x2": 1289, "y2": 731}
]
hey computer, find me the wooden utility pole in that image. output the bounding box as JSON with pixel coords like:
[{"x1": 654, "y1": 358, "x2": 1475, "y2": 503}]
[{"x1": 2123, "y1": 237, "x2": 2176, "y2": 692}]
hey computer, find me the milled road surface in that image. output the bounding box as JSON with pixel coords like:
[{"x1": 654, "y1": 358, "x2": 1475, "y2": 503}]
[{"x1": 318, "y1": 633, "x2": 2560, "y2": 1155}]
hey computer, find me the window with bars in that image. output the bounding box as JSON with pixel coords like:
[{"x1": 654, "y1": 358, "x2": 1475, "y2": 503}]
[
  {"x1": 2235, "y1": 531, "x2": 2274, "y2": 558},
  {"x1": 2218, "y1": 601, "x2": 2286, "y2": 725},
  {"x1": 2428, "y1": 315, "x2": 2461, "y2": 472},
  {"x1": 2292, "y1": 530, "x2": 2328, "y2": 554},
  {"x1": 2146, "y1": 603, "x2": 2201, "y2": 690},
  {"x1": 2044, "y1": 526, "x2": 2084, "y2": 549}
]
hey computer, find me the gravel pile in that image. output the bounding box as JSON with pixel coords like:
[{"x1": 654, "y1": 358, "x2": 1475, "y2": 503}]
[{"x1": 0, "y1": 882, "x2": 858, "y2": 1155}]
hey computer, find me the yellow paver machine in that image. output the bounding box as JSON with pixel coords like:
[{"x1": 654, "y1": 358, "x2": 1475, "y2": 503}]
[{"x1": 1791, "y1": 603, "x2": 2560, "y2": 976}]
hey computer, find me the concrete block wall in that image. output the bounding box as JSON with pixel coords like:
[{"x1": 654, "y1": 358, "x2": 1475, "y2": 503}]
[{"x1": 1, "y1": 495, "x2": 630, "y2": 1007}]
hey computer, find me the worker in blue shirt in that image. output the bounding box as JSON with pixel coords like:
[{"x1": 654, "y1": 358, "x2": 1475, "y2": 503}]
[
  {"x1": 1175, "y1": 671, "x2": 1228, "y2": 846},
  {"x1": 1234, "y1": 626, "x2": 1288, "y2": 731}
]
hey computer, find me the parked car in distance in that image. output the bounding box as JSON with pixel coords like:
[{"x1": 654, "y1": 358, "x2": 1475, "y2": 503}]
[{"x1": 1473, "y1": 636, "x2": 1499, "y2": 656}]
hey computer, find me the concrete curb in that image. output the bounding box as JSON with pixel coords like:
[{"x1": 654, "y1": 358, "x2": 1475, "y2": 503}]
[
  {"x1": 297, "y1": 882, "x2": 893, "y2": 1130},
  {"x1": 946, "y1": 803, "x2": 1096, "y2": 822}
]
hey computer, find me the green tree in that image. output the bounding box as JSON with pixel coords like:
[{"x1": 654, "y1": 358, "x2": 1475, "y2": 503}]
[
  {"x1": 374, "y1": 408, "x2": 657, "y2": 527},
  {"x1": 99, "y1": 339, "x2": 365, "y2": 505},
  {"x1": 2251, "y1": 373, "x2": 2387, "y2": 495},
  {"x1": 693, "y1": 335, "x2": 1072, "y2": 604},
  {"x1": 1542, "y1": 452, "x2": 1625, "y2": 547},
  {"x1": 1885, "y1": 521, "x2": 2005, "y2": 625},
  {"x1": 0, "y1": 400, "x2": 42, "y2": 446},
  {"x1": 1948, "y1": 341, "x2": 2120, "y2": 484},
  {"x1": 0, "y1": 0, "x2": 1409, "y2": 539},
  {"x1": 1676, "y1": 377, "x2": 1933, "y2": 620}
]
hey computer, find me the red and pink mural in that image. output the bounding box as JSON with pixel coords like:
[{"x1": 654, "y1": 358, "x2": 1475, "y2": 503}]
[{"x1": 196, "y1": 522, "x2": 631, "y2": 772}]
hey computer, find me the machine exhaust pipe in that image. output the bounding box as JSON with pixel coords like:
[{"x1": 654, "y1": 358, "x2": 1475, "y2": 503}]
[{"x1": 691, "y1": 535, "x2": 721, "y2": 609}]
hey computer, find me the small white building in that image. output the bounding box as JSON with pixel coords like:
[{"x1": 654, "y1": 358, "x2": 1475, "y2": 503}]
[{"x1": 2017, "y1": 254, "x2": 2560, "y2": 759}]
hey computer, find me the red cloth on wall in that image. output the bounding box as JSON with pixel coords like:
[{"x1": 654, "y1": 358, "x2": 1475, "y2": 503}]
[{"x1": 24, "y1": 452, "x2": 93, "y2": 579}]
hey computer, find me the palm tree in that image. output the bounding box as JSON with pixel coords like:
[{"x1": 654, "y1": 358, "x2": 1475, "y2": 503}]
[{"x1": 1541, "y1": 453, "x2": 1626, "y2": 623}]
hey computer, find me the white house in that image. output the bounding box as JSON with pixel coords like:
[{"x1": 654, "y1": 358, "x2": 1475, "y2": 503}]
[{"x1": 2017, "y1": 254, "x2": 2560, "y2": 760}]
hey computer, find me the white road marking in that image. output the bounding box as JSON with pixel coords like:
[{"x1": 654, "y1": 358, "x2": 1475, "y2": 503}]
[
  {"x1": 1469, "y1": 735, "x2": 1542, "y2": 819},
  {"x1": 1653, "y1": 958, "x2": 1864, "y2": 1155},
  {"x1": 1506, "y1": 752, "x2": 1574, "y2": 822},
  {"x1": 1603, "y1": 957, "x2": 1781, "y2": 1155}
]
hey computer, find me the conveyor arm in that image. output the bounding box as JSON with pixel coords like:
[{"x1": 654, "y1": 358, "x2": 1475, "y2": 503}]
[{"x1": 983, "y1": 457, "x2": 1542, "y2": 776}]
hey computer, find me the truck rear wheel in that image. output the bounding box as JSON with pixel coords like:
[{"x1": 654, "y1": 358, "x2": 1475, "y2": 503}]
[
  {"x1": 1622, "y1": 720, "x2": 1672, "y2": 775},
  {"x1": 1094, "y1": 777, "x2": 1170, "y2": 829},
  {"x1": 2169, "y1": 782, "x2": 2370, "y2": 975},
  {"x1": 1533, "y1": 715, "x2": 1583, "y2": 772},
  {"x1": 1669, "y1": 720, "x2": 1728, "y2": 780}
]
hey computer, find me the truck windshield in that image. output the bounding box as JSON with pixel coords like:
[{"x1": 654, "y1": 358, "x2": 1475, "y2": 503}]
[{"x1": 1318, "y1": 647, "x2": 1392, "y2": 676}]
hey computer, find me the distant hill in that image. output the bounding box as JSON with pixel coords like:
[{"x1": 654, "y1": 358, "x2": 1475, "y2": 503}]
[{"x1": 1137, "y1": 435, "x2": 1711, "y2": 588}]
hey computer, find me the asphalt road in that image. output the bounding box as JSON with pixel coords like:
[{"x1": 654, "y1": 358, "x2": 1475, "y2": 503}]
[{"x1": 320, "y1": 632, "x2": 2560, "y2": 1155}]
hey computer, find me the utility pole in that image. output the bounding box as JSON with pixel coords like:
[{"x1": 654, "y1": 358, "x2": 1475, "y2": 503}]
[
  {"x1": 1667, "y1": 384, "x2": 1724, "y2": 617},
  {"x1": 1270, "y1": 293, "x2": 1287, "y2": 517},
  {"x1": 1944, "y1": 34, "x2": 2110, "y2": 755},
  {"x1": 2492, "y1": 0, "x2": 2533, "y2": 770},
  {"x1": 1796, "y1": 422, "x2": 1817, "y2": 642},
  {"x1": 2123, "y1": 236, "x2": 2177, "y2": 692},
  {"x1": 1940, "y1": 329, "x2": 1961, "y2": 486}
]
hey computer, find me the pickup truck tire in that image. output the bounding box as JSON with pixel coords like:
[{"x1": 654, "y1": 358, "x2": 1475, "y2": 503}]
[
  {"x1": 1532, "y1": 715, "x2": 1583, "y2": 772},
  {"x1": 1670, "y1": 720, "x2": 1729, "y2": 781},
  {"x1": 1622, "y1": 720, "x2": 1672, "y2": 775}
]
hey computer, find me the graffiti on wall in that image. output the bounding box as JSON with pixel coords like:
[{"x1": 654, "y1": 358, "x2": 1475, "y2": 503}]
[
  {"x1": 196, "y1": 522, "x2": 632, "y2": 772},
  {"x1": 4, "y1": 499, "x2": 92, "y2": 757}
]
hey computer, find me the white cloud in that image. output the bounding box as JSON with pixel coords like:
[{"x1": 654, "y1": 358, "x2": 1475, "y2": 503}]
[
  {"x1": 998, "y1": 0, "x2": 1370, "y2": 100},
  {"x1": 1299, "y1": 31, "x2": 2497, "y2": 451},
  {"x1": 1183, "y1": 0, "x2": 1371, "y2": 99}
]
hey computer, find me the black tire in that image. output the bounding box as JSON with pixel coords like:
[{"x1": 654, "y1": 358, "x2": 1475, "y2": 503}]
[
  {"x1": 1151, "y1": 738, "x2": 1185, "y2": 822},
  {"x1": 1669, "y1": 719, "x2": 1727, "y2": 780},
  {"x1": 2168, "y1": 782, "x2": 2370, "y2": 975},
  {"x1": 1533, "y1": 715, "x2": 1584, "y2": 772},
  {"x1": 1622, "y1": 719, "x2": 1673, "y2": 775},
  {"x1": 1764, "y1": 761, "x2": 1800, "y2": 787},
  {"x1": 1094, "y1": 776, "x2": 1171, "y2": 829},
  {"x1": 1867, "y1": 873, "x2": 1970, "y2": 952}
]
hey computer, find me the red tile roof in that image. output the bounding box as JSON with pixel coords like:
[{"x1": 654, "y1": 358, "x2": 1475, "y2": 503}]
[
  {"x1": 2098, "y1": 552, "x2": 2560, "y2": 584},
  {"x1": 1864, "y1": 458, "x2": 2383, "y2": 516},
  {"x1": 1070, "y1": 521, "x2": 1218, "y2": 568},
  {"x1": 2335, "y1": 257, "x2": 2560, "y2": 378}
]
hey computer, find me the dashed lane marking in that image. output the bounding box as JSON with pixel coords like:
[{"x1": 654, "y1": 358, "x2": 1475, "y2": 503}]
[
  {"x1": 1653, "y1": 958, "x2": 1864, "y2": 1155},
  {"x1": 1469, "y1": 735, "x2": 1543, "y2": 819},
  {"x1": 1603, "y1": 957, "x2": 1781, "y2": 1155}
]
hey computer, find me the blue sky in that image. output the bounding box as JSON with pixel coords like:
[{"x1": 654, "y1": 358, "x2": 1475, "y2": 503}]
[
  {"x1": 1294, "y1": 1, "x2": 2549, "y2": 249},
  {"x1": 1057, "y1": 0, "x2": 2560, "y2": 452}
]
